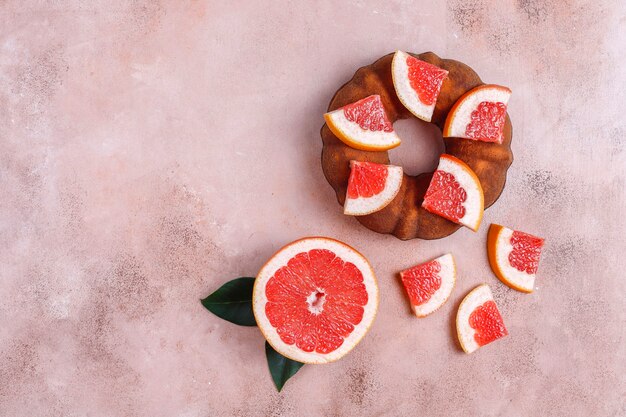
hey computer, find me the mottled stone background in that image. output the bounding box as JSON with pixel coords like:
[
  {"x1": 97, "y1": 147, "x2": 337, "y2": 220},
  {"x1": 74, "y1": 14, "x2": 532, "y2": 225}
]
[{"x1": 1, "y1": 1, "x2": 624, "y2": 416}]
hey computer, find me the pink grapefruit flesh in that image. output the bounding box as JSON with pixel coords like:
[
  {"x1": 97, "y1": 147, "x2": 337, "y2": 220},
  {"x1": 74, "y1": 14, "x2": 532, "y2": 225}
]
[
  {"x1": 456, "y1": 284, "x2": 508, "y2": 354},
  {"x1": 347, "y1": 161, "x2": 388, "y2": 199},
  {"x1": 509, "y1": 231, "x2": 544, "y2": 274},
  {"x1": 443, "y1": 84, "x2": 512, "y2": 144},
  {"x1": 469, "y1": 300, "x2": 508, "y2": 347},
  {"x1": 487, "y1": 224, "x2": 545, "y2": 293},
  {"x1": 343, "y1": 95, "x2": 393, "y2": 132},
  {"x1": 344, "y1": 161, "x2": 403, "y2": 216},
  {"x1": 423, "y1": 170, "x2": 467, "y2": 222},
  {"x1": 465, "y1": 101, "x2": 507, "y2": 142},
  {"x1": 253, "y1": 237, "x2": 378, "y2": 364},
  {"x1": 324, "y1": 95, "x2": 401, "y2": 151},
  {"x1": 421, "y1": 154, "x2": 484, "y2": 231},
  {"x1": 392, "y1": 50, "x2": 448, "y2": 122},
  {"x1": 399, "y1": 253, "x2": 456, "y2": 317}
]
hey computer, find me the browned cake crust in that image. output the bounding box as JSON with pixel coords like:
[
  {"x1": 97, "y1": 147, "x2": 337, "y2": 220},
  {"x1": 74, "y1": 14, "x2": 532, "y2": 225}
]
[{"x1": 320, "y1": 52, "x2": 513, "y2": 240}]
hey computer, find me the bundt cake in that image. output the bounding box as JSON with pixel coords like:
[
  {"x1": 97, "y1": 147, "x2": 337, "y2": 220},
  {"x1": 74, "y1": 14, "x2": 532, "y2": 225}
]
[{"x1": 320, "y1": 52, "x2": 513, "y2": 240}]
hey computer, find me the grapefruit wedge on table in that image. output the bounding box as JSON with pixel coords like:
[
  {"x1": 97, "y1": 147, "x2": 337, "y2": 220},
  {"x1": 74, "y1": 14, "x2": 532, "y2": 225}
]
[
  {"x1": 422, "y1": 154, "x2": 484, "y2": 231},
  {"x1": 391, "y1": 50, "x2": 448, "y2": 122},
  {"x1": 253, "y1": 237, "x2": 378, "y2": 364},
  {"x1": 344, "y1": 160, "x2": 403, "y2": 216},
  {"x1": 324, "y1": 95, "x2": 401, "y2": 151},
  {"x1": 456, "y1": 284, "x2": 508, "y2": 354},
  {"x1": 399, "y1": 254, "x2": 456, "y2": 317},
  {"x1": 488, "y1": 224, "x2": 545, "y2": 293},
  {"x1": 443, "y1": 84, "x2": 512, "y2": 144}
]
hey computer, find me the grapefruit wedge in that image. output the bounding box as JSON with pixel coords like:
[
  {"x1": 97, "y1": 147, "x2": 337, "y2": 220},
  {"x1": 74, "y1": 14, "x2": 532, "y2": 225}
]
[
  {"x1": 253, "y1": 237, "x2": 378, "y2": 364},
  {"x1": 344, "y1": 160, "x2": 403, "y2": 216},
  {"x1": 487, "y1": 224, "x2": 545, "y2": 293},
  {"x1": 422, "y1": 154, "x2": 484, "y2": 231},
  {"x1": 456, "y1": 284, "x2": 508, "y2": 354},
  {"x1": 391, "y1": 50, "x2": 448, "y2": 122},
  {"x1": 324, "y1": 95, "x2": 401, "y2": 151},
  {"x1": 399, "y1": 254, "x2": 456, "y2": 317},
  {"x1": 443, "y1": 84, "x2": 512, "y2": 144}
]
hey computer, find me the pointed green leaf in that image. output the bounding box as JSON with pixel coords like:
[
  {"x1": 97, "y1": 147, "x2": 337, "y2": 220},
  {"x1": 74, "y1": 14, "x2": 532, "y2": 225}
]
[
  {"x1": 265, "y1": 341, "x2": 305, "y2": 392},
  {"x1": 201, "y1": 277, "x2": 257, "y2": 326}
]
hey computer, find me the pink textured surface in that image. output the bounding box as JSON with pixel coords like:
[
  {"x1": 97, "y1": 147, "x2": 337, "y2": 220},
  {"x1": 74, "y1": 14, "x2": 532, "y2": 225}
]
[{"x1": 1, "y1": 1, "x2": 624, "y2": 416}]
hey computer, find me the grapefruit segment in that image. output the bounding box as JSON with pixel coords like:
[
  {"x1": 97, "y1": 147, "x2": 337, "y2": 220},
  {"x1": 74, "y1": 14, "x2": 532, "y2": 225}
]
[
  {"x1": 399, "y1": 253, "x2": 456, "y2": 317},
  {"x1": 422, "y1": 154, "x2": 484, "y2": 231},
  {"x1": 324, "y1": 95, "x2": 402, "y2": 151},
  {"x1": 253, "y1": 237, "x2": 378, "y2": 364},
  {"x1": 443, "y1": 84, "x2": 512, "y2": 144},
  {"x1": 392, "y1": 50, "x2": 448, "y2": 122},
  {"x1": 487, "y1": 224, "x2": 545, "y2": 293},
  {"x1": 344, "y1": 160, "x2": 403, "y2": 216},
  {"x1": 456, "y1": 284, "x2": 508, "y2": 354}
]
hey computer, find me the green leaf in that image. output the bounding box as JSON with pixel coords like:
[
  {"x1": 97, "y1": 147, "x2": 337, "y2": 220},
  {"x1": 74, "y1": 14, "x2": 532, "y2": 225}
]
[
  {"x1": 201, "y1": 277, "x2": 257, "y2": 326},
  {"x1": 265, "y1": 341, "x2": 305, "y2": 392}
]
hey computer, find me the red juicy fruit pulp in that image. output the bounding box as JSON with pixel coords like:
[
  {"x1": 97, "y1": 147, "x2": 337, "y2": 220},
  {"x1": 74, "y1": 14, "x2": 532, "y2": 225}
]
[
  {"x1": 264, "y1": 249, "x2": 368, "y2": 354},
  {"x1": 401, "y1": 260, "x2": 442, "y2": 305},
  {"x1": 509, "y1": 231, "x2": 545, "y2": 274},
  {"x1": 343, "y1": 95, "x2": 393, "y2": 132},
  {"x1": 422, "y1": 170, "x2": 467, "y2": 222},
  {"x1": 347, "y1": 162, "x2": 388, "y2": 199},
  {"x1": 406, "y1": 56, "x2": 448, "y2": 106},
  {"x1": 469, "y1": 300, "x2": 508, "y2": 346},
  {"x1": 465, "y1": 101, "x2": 507, "y2": 142}
]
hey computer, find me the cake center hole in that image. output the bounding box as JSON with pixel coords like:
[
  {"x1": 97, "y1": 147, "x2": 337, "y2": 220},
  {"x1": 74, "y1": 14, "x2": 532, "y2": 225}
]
[
  {"x1": 307, "y1": 290, "x2": 326, "y2": 314},
  {"x1": 388, "y1": 118, "x2": 444, "y2": 176}
]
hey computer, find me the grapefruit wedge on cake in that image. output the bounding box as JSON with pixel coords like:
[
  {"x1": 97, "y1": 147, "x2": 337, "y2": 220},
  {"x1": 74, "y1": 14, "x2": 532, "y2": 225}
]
[
  {"x1": 399, "y1": 254, "x2": 456, "y2": 317},
  {"x1": 253, "y1": 237, "x2": 378, "y2": 364},
  {"x1": 456, "y1": 284, "x2": 508, "y2": 354},
  {"x1": 487, "y1": 224, "x2": 545, "y2": 293},
  {"x1": 344, "y1": 160, "x2": 403, "y2": 216},
  {"x1": 324, "y1": 95, "x2": 401, "y2": 151},
  {"x1": 421, "y1": 154, "x2": 484, "y2": 231},
  {"x1": 443, "y1": 84, "x2": 512, "y2": 144},
  {"x1": 391, "y1": 50, "x2": 448, "y2": 122}
]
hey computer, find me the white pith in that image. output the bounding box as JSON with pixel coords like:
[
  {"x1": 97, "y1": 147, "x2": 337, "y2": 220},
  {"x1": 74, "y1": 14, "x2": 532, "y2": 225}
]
[
  {"x1": 391, "y1": 50, "x2": 447, "y2": 122},
  {"x1": 325, "y1": 106, "x2": 401, "y2": 148},
  {"x1": 252, "y1": 238, "x2": 379, "y2": 364},
  {"x1": 401, "y1": 253, "x2": 456, "y2": 317},
  {"x1": 425, "y1": 155, "x2": 483, "y2": 230},
  {"x1": 306, "y1": 290, "x2": 326, "y2": 315},
  {"x1": 445, "y1": 86, "x2": 511, "y2": 140},
  {"x1": 344, "y1": 163, "x2": 403, "y2": 216},
  {"x1": 495, "y1": 226, "x2": 536, "y2": 292},
  {"x1": 456, "y1": 284, "x2": 497, "y2": 354}
]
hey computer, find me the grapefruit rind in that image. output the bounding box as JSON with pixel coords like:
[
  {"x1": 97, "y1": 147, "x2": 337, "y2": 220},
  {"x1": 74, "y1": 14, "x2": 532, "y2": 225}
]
[
  {"x1": 391, "y1": 50, "x2": 448, "y2": 122},
  {"x1": 324, "y1": 98, "x2": 401, "y2": 151},
  {"x1": 252, "y1": 237, "x2": 379, "y2": 364},
  {"x1": 456, "y1": 284, "x2": 504, "y2": 354},
  {"x1": 400, "y1": 253, "x2": 456, "y2": 317},
  {"x1": 488, "y1": 224, "x2": 539, "y2": 293},
  {"x1": 344, "y1": 162, "x2": 403, "y2": 216},
  {"x1": 423, "y1": 154, "x2": 484, "y2": 231},
  {"x1": 443, "y1": 84, "x2": 512, "y2": 143}
]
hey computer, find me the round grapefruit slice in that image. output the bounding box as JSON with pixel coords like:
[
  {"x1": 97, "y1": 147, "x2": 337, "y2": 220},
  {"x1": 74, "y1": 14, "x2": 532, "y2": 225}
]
[
  {"x1": 487, "y1": 224, "x2": 545, "y2": 293},
  {"x1": 391, "y1": 50, "x2": 448, "y2": 122},
  {"x1": 344, "y1": 160, "x2": 403, "y2": 216},
  {"x1": 421, "y1": 154, "x2": 484, "y2": 231},
  {"x1": 252, "y1": 237, "x2": 379, "y2": 364},
  {"x1": 399, "y1": 253, "x2": 456, "y2": 317},
  {"x1": 324, "y1": 95, "x2": 401, "y2": 151},
  {"x1": 456, "y1": 284, "x2": 508, "y2": 354},
  {"x1": 443, "y1": 84, "x2": 512, "y2": 144}
]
